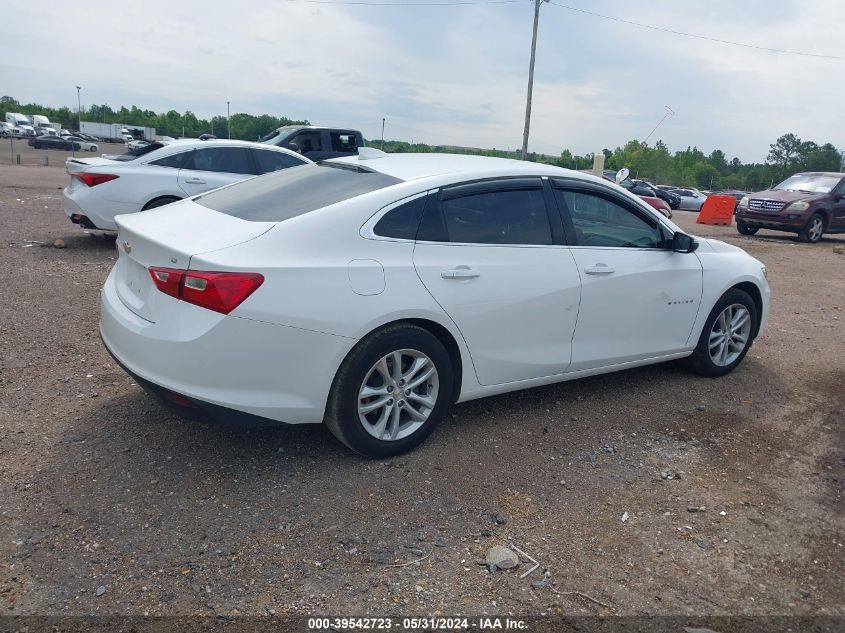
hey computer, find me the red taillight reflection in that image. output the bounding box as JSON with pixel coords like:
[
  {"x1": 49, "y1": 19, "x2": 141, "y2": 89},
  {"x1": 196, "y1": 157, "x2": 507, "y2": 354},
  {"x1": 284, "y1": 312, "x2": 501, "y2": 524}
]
[
  {"x1": 73, "y1": 173, "x2": 119, "y2": 187},
  {"x1": 148, "y1": 267, "x2": 264, "y2": 314}
]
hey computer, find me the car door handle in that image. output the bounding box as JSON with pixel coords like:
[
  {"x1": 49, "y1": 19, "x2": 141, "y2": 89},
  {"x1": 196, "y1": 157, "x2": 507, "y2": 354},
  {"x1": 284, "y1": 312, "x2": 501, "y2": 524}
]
[
  {"x1": 184, "y1": 177, "x2": 206, "y2": 184},
  {"x1": 441, "y1": 267, "x2": 480, "y2": 279},
  {"x1": 584, "y1": 264, "x2": 615, "y2": 275}
]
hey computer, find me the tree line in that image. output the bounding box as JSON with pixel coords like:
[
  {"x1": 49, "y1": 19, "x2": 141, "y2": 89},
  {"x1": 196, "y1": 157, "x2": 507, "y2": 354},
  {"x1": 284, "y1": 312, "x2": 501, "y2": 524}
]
[{"x1": 3, "y1": 95, "x2": 840, "y2": 191}]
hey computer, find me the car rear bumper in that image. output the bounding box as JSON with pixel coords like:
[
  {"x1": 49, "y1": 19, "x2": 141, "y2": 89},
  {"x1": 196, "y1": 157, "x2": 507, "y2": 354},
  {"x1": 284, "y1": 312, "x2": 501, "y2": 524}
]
[
  {"x1": 100, "y1": 267, "x2": 351, "y2": 427},
  {"x1": 63, "y1": 187, "x2": 136, "y2": 231}
]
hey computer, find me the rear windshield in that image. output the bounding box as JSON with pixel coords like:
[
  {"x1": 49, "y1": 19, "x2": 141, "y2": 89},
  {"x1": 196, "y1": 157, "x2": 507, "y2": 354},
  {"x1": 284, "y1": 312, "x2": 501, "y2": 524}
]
[{"x1": 195, "y1": 162, "x2": 402, "y2": 221}]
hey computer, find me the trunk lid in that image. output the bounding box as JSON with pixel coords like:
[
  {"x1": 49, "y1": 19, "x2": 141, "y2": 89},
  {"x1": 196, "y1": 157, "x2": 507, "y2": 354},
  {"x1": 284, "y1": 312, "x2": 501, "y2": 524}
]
[
  {"x1": 113, "y1": 199, "x2": 274, "y2": 322},
  {"x1": 65, "y1": 156, "x2": 121, "y2": 174}
]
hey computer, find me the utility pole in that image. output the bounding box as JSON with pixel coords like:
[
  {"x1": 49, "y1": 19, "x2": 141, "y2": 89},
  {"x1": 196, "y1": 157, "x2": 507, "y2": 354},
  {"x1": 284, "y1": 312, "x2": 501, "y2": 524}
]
[
  {"x1": 381, "y1": 117, "x2": 385, "y2": 150},
  {"x1": 76, "y1": 86, "x2": 81, "y2": 131},
  {"x1": 521, "y1": 0, "x2": 547, "y2": 161},
  {"x1": 227, "y1": 101, "x2": 231, "y2": 139}
]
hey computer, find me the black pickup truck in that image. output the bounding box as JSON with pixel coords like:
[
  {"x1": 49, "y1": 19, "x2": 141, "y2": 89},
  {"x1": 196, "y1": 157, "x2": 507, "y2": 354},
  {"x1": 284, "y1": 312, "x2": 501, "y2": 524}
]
[{"x1": 261, "y1": 126, "x2": 365, "y2": 161}]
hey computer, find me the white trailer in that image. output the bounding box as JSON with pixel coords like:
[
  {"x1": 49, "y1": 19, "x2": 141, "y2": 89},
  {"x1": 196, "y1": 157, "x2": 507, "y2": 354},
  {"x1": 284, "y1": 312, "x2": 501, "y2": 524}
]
[{"x1": 80, "y1": 121, "x2": 156, "y2": 143}]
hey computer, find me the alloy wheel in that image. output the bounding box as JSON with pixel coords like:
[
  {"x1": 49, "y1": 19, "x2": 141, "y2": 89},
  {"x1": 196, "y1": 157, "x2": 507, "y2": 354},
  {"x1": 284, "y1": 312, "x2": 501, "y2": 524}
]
[
  {"x1": 708, "y1": 304, "x2": 752, "y2": 367},
  {"x1": 808, "y1": 216, "x2": 824, "y2": 242},
  {"x1": 357, "y1": 349, "x2": 439, "y2": 441}
]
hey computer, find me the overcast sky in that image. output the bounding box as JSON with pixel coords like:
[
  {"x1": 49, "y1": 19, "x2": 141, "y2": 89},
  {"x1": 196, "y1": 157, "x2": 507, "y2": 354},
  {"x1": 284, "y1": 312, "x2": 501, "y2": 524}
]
[{"x1": 1, "y1": 0, "x2": 842, "y2": 162}]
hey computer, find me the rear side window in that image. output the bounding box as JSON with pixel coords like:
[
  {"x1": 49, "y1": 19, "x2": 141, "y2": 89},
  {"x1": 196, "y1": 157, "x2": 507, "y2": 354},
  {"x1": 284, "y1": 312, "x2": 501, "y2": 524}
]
[
  {"x1": 252, "y1": 149, "x2": 306, "y2": 174},
  {"x1": 439, "y1": 188, "x2": 552, "y2": 245},
  {"x1": 373, "y1": 196, "x2": 427, "y2": 239},
  {"x1": 184, "y1": 147, "x2": 254, "y2": 174},
  {"x1": 196, "y1": 163, "x2": 402, "y2": 222},
  {"x1": 330, "y1": 131, "x2": 358, "y2": 153},
  {"x1": 149, "y1": 151, "x2": 189, "y2": 169}
]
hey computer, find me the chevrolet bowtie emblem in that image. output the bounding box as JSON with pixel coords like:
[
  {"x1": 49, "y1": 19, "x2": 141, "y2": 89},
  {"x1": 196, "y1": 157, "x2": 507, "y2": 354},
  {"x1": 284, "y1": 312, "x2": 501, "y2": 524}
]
[{"x1": 122, "y1": 241, "x2": 131, "y2": 254}]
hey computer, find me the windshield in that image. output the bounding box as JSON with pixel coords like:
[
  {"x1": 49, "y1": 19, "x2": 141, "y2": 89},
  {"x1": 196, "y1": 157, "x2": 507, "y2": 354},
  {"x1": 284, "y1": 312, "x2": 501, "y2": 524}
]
[
  {"x1": 259, "y1": 125, "x2": 302, "y2": 145},
  {"x1": 773, "y1": 174, "x2": 841, "y2": 194}
]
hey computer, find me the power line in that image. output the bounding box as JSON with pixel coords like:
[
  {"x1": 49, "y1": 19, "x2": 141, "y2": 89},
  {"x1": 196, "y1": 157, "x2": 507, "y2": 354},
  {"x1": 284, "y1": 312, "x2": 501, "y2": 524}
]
[
  {"x1": 281, "y1": 0, "x2": 524, "y2": 5},
  {"x1": 547, "y1": 2, "x2": 845, "y2": 60}
]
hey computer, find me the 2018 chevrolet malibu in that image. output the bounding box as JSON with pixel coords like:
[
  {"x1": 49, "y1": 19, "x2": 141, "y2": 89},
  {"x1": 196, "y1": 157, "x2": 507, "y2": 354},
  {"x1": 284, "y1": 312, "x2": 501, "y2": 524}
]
[
  {"x1": 100, "y1": 151, "x2": 770, "y2": 457},
  {"x1": 63, "y1": 139, "x2": 309, "y2": 231}
]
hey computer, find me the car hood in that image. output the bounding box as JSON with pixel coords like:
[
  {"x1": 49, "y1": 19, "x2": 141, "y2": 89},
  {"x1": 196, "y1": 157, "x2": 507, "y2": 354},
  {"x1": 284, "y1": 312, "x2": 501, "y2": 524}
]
[
  {"x1": 749, "y1": 189, "x2": 827, "y2": 202},
  {"x1": 696, "y1": 238, "x2": 744, "y2": 254}
]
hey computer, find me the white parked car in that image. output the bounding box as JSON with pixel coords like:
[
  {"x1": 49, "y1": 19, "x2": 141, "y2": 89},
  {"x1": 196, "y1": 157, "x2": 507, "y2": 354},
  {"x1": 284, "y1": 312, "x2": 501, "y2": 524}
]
[
  {"x1": 126, "y1": 139, "x2": 151, "y2": 151},
  {"x1": 65, "y1": 136, "x2": 99, "y2": 152},
  {"x1": 63, "y1": 139, "x2": 310, "y2": 231},
  {"x1": 670, "y1": 187, "x2": 708, "y2": 211},
  {"x1": 100, "y1": 152, "x2": 770, "y2": 457}
]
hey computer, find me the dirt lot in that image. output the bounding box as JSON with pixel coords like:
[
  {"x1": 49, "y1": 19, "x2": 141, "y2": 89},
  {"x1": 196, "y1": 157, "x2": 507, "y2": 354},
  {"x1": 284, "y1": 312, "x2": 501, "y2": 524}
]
[
  {"x1": 2, "y1": 138, "x2": 129, "y2": 167},
  {"x1": 0, "y1": 163, "x2": 843, "y2": 621}
]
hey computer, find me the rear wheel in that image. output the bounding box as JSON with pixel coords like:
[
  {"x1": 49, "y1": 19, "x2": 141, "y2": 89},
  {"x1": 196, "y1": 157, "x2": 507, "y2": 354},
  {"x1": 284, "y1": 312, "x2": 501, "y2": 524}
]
[
  {"x1": 685, "y1": 288, "x2": 758, "y2": 377},
  {"x1": 737, "y1": 221, "x2": 758, "y2": 236},
  {"x1": 798, "y1": 213, "x2": 825, "y2": 243},
  {"x1": 142, "y1": 196, "x2": 181, "y2": 210},
  {"x1": 325, "y1": 324, "x2": 453, "y2": 457}
]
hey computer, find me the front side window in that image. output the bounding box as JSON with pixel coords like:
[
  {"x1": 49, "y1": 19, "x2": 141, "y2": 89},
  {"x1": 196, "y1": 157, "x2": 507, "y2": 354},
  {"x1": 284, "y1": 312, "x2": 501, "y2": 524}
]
[
  {"x1": 252, "y1": 149, "x2": 305, "y2": 174},
  {"x1": 556, "y1": 189, "x2": 662, "y2": 248},
  {"x1": 289, "y1": 132, "x2": 323, "y2": 153},
  {"x1": 439, "y1": 188, "x2": 552, "y2": 245},
  {"x1": 183, "y1": 147, "x2": 253, "y2": 174}
]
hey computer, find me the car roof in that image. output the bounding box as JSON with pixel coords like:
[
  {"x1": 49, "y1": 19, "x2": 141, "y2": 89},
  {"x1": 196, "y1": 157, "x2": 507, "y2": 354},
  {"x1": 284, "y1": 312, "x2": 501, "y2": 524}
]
[
  {"x1": 141, "y1": 138, "x2": 307, "y2": 161},
  {"x1": 794, "y1": 171, "x2": 845, "y2": 178},
  {"x1": 328, "y1": 152, "x2": 597, "y2": 183}
]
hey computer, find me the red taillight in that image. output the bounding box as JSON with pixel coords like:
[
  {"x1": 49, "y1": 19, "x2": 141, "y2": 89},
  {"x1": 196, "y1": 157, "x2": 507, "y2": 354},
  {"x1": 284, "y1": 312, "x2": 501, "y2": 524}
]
[
  {"x1": 74, "y1": 172, "x2": 119, "y2": 187},
  {"x1": 148, "y1": 267, "x2": 182, "y2": 299},
  {"x1": 148, "y1": 267, "x2": 264, "y2": 315}
]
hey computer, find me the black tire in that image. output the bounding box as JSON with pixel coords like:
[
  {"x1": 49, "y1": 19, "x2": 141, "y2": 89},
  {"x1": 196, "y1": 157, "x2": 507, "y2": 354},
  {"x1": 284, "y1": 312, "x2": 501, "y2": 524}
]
[
  {"x1": 142, "y1": 196, "x2": 181, "y2": 210},
  {"x1": 798, "y1": 212, "x2": 825, "y2": 243},
  {"x1": 685, "y1": 288, "x2": 758, "y2": 377},
  {"x1": 737, "y1": 221, "x2": 758, "y2": 236},
  {"x1": 325, "y1": 323, "x2": 453, "y2": 457}
]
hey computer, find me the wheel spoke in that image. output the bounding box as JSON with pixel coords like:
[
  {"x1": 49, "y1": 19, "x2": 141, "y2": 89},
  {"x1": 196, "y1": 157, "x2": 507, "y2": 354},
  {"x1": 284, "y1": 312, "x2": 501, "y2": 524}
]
[
  {"x1": 359, "y1": 396, "x2": 391, "y2": 414},
  {"x1": 386, "y1": 406, "x2": 402, "y2": 440},
  {"x1": 731, "y1": 332, "x2": 748, "y2": 346},
  {"x1": 404, "y1": 401, "x2": 427, "y2": 422},
  {"x1": 719, "y1": 339, "x2": 730, "y2": 364},
  {"x1": 406, "y1": 365, "x2": 435, "y2": 390},
  {"x1": 401, "y1": 356, "x2": 428, "y2": 382},
  {"x1": 390, "y1": 351, "x2": 403, "y2": 384},
  {"x1": 375, "y1": 357, "x2": 392, "y2": 384},
  {"x1": 370, "y1": 406, "x2": 390, "y2": 439},
  {"x1": 407, "y1": 391, "x2": 435, "y2": 409},
  {"x1": 731, "y1": 310, "x2": 749, "y2": 330},
  {"x1": 359, "y1": 385, "x2": 389, "y2": 399}
]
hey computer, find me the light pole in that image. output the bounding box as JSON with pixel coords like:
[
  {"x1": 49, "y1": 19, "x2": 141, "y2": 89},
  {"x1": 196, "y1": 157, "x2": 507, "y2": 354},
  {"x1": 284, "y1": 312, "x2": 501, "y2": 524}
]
[
  {"x1": 76, "y1": 86, "x2": 81, "y2": 131},
  {"x1": 381, "y1": 117, "x2": 385, "y2": 150},
  {"x1": 227, "y1": 101, "x2": 231, "y2": 139},
  {"x1": 521, "y1": 0, "x2": 548, "y2": 161},
  {"x1": 644, "y1": 105, "x2": 674, "y2": 144}
]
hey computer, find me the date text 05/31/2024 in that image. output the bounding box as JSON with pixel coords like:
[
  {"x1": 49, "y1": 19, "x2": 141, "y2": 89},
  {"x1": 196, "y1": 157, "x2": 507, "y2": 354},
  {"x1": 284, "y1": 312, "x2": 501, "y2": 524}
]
[{"x1": 307, "y1": 617, "x2": 528, "y2": 630}]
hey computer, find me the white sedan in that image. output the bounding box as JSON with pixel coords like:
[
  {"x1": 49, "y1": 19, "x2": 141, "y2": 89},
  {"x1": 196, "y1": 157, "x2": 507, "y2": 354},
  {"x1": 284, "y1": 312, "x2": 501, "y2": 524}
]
[
  {"x1": 63, "y1": 139, "x2": 309, "y2": 231},
  {"x1": 100, "y1": 151, "x2": 770, "y2": 457},
  {"x1": 66, "y1": 136, "x2": 99, "y2": 152}
]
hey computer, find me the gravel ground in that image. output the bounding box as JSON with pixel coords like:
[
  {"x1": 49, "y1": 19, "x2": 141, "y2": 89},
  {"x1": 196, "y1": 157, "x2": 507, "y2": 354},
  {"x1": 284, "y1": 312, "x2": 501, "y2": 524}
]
[
  {"x1": 1, "y1": 138, "x2": 130, "y2": 168},
  {"x1": 0, "y1": 164, "x2": 843, "y2": 619}
]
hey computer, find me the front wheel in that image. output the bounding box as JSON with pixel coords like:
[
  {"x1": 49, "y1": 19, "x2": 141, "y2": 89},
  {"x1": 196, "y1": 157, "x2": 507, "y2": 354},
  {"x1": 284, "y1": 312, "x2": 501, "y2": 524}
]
[
  {"x1": 325, "y1": 324, "x2": 453, "y2": 457},
  {"x1": 737, "y1": 221, "x2": 758, "y2": 236},
  {"x1": 798, "y1": 213, "x2": 825, "y2": 243},
  {"x1": 685, "y1": 288, "x2": 758, "y2": 377}
]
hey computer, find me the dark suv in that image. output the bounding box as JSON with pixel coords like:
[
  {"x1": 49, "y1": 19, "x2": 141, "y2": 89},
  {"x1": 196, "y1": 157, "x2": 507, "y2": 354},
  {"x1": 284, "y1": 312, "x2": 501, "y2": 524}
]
[
  {"x1": 735, "y1": 172, "x2": 845, "y2": 243},
  {"x1": 260, "y1": 126, "x2": 364, "y2": 161}
]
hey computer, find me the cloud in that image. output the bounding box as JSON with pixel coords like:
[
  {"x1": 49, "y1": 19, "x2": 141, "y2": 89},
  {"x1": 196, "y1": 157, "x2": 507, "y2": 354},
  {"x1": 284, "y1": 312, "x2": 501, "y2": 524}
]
[{"x1": 0, "y1": 0, "x2": 841, "y2": 161}]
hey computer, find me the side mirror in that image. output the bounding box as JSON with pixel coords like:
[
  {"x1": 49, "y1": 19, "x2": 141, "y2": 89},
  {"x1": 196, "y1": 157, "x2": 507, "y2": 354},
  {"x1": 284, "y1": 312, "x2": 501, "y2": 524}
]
[
  {"x1": 287, "y1": 142, "x2": 300, "y2": 153},
  {"x1": 615, "y1": 167, "x2": 630, "y2": 184},
  {"x1": 672, "y1": 232, "x2": 699, "y2": 253}
]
